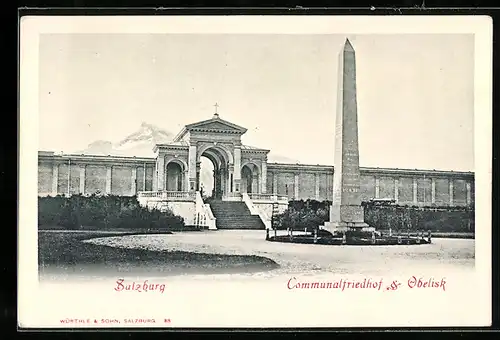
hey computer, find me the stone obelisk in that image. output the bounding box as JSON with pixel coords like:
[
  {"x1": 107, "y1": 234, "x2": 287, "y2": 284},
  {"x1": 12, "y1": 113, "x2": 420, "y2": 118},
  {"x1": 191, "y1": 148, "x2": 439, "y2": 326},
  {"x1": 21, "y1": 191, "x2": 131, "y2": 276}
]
[{"x1": 323, "y1": 38, "x2": 373, "y2": 233}]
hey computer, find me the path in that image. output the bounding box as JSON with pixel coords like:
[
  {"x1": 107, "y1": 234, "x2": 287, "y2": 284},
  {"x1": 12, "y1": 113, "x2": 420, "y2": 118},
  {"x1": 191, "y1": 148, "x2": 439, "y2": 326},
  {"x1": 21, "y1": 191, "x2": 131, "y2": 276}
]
[{"x1": 85, "y1": 230, "x2": 475, "y2": 278}]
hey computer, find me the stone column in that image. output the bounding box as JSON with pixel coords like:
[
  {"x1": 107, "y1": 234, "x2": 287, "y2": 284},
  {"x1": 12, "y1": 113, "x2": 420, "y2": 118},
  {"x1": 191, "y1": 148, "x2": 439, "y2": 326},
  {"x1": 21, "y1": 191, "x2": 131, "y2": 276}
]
[
  {"x1": 79, "y1": 165, "x2": 86, "y2": 195},
  {"x1": 431, "y1": 178, "x2": 436, "y2": 204},
  {"x1": 394, "y1": 178, "x2": 399, "y2": 203},
  {"x1": 105, "y1": 166, "x2": 112, "y2": 194},
  {"x1": 228, "y1": 165, "x2": 234, "y2": 193},
  {"x1": 196, "y1": 162, "x2": 201, "y2": 191},
  {"x1": 183, "y1": 170, "x2": 189, "y2": 192},
  {"x1": 152, "y1": 159, "x2": 158, "y2": 191},
  {"x1": 315, "y1": 173, "x2": 320, "y2": 200},
  {"x1": 222, "y1": 167, "x2": 228, "y2": 197},
  {"x1": 222, "y1": 167, "x2": 228, "y2": 196},
  {"x1": 261, "y1": 161, "x2": 267, "y2": 194},
  {"x1": 233, "y1": 146, "x2": 242, "y2": 192},
  {"x1": 188, "y1": 144, "x2": 197, "y2": 191},
  {"x1": 412, "y1": 177, "x2": 418, "y2": 204},
  {"x1": 294, "y1": 173, "x2": 299, "y2": 199},
  {"x1": 272, "y1": 172, "x2": 278, "y2": 195},
  {"x1": 449, "y1": 179, "x2": 454, "y2": 206},
  {"x1": 252, "y1": 172, "x2": 259, "y2": 194},
  {"x1": 51, "y1": 163, "x2": 58, "y2": 196},
  {"x1": 466, "y1": 181, "x2": 472, "y2": 205},
  {"x1": 212, "y1": 169, "x2": 217, "y2": 197},
  {"x1": 375, "y1": 177, "x2": 380, "y2": 199},
  {"x1": 131, "y1": 167, "x2": 137, "y2": 195},
  {"x1": 156, "y1": 154, "x2": 165, "y2": 191},
  {"x1": 143, "y1": 163, "x2": 147, "y2": 191}
]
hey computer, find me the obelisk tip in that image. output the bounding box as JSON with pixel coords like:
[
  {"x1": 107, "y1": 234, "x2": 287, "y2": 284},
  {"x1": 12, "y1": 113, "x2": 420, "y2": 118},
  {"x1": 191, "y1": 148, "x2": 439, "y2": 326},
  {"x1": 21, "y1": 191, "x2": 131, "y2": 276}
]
[{"x1": 344, "y1": 38, "x2": 354, "y2": 52}]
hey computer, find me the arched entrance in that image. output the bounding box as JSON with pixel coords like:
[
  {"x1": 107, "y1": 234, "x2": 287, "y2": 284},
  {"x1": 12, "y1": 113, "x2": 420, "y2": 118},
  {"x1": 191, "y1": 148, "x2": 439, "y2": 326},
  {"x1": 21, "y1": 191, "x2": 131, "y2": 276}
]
[
  {"x1": 241, "y1": 163, "x2": 259, "y2": 194},
  {"x1": 165, "y1": 161, "x2": 185, "y2": 191},
  {"x1": 198, "y1": 146, "x2": 231, "y2": 200},
  {"x1": 199, "y1": 156, "x2": 214, "y2": 198}
]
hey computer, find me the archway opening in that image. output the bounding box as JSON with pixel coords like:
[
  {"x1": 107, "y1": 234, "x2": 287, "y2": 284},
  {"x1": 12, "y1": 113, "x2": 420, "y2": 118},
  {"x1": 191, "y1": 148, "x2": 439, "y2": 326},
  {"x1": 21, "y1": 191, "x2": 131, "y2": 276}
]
[
  {"x1": 166, "y1": 161, "x2": 184, "y2": 191},
  {"x1": 241, "y1": 163, "x2": 259, "y2": 194},
  {"x1": 200, "y1": 156, "x2": 214, "y2": 199},
  {"x1": 199, "y1": 146, "x2": 230, "y2": 200}
]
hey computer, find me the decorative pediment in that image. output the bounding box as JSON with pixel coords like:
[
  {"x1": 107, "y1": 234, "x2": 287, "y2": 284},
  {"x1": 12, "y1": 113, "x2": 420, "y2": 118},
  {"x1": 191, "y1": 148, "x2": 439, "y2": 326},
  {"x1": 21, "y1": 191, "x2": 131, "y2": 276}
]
[
  {"x1": 173, "y1": 114, "x2": 248, "y2": 142},
  {"x1": 185, "y1": 116, "x2": 247, "y2": 134}
]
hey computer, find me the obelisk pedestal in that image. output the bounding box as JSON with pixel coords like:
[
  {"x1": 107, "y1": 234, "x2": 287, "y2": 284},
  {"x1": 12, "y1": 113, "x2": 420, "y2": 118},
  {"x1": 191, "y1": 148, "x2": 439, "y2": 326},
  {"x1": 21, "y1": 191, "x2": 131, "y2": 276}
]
[{"x1": 322, "y1": 38, "x2": 374, "y2": 233}]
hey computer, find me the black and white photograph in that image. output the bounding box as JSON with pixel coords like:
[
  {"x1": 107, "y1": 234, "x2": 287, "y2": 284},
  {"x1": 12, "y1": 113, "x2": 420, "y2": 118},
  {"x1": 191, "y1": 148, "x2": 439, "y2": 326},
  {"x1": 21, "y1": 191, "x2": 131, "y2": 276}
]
[{"x1": 18, "y1": 15, "x2": 492, "y2": 328}]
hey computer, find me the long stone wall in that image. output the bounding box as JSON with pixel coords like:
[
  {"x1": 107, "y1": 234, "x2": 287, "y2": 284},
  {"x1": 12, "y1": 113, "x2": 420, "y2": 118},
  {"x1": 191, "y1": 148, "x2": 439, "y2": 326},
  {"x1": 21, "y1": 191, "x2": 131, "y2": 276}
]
[
  {"x1": 266, "y1": 163, "x2": 334, "y2": 201},
  {"x1": 267, "y1": 163, "x2": 474, "y2": 207},
  {"x1": 38, "y1": 152, "x2": 155, "y2": 197},
  {"x1": 38, "y1": 152, "x2": 474, "y2": 207}
]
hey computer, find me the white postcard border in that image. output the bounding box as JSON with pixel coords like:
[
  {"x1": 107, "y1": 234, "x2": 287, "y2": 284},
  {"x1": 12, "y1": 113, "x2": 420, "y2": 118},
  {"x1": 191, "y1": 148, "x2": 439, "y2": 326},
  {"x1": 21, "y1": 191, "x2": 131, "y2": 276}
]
[{"x1": 19, "y1": 15, "x2": 492, "y2": 328}]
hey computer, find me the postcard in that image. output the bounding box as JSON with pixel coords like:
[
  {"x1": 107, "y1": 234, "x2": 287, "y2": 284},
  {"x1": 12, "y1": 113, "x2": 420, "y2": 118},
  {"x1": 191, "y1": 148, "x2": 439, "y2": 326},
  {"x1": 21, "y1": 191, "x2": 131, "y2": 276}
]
[{"x1": 18, "y1": 15, "x2": 492, "y2": 328}]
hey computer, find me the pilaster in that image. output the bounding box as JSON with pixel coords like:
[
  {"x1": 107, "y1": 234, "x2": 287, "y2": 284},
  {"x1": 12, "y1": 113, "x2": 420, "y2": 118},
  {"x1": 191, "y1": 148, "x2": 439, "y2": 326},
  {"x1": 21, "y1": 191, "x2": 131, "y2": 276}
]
[
  {"x1": 375, "y1": 177, "x2": 380, "y2": 199},
  {"x1": 51, "y1": 163, "x2": 58, "y2": 196},
  {"x1": 412, "y1": 177, "x2": 418, "y2": 204},
  {"x1": 152, "y1": 159, "x2": 157, "y2": 191},
  {"x1": 157, "y1": 154, "x2": 165, "y2": 191},
  {"x1": 394, "y1": 178, "x2": 399, "y2": 203},
  {"x1": 449, "y1": 179, "x2": 454, "y2": 206},
  {"x1": 143, "y1": 163, "x2": 147, "y2": 191},
  {"x1": 466, "y1": 181, "x2": 472, "y2": 205},
  {"x1": 315, "y1": 173, "x2": 320, "y2": 200},
  {"x1": 233, "y1": 145, "x2": 241, "y2": 192},
  {"x1": 431, "y1": 178, "x2": 436, "y2": 204},
  {"x1": 294, "y1": 173, "x2": 299, "y2": 199},
  {"x1": 105, "y1": 166, "x2": 112, "y2": 194},
  {"x1": 79, "y1": 165, "x2": 86, "y2": 195},
  {"x1": 131, "y1": 167, "x2": 137, "y2": 195},
  {"x1": 188, "y1": 144, "x2": 197, "y2": 191},
  {"x1": 272, "y1": 172, "x2": 278, "y2": 195},
  {"x1": 261, "y1": 161, "x2": 267, "y2": 194}
]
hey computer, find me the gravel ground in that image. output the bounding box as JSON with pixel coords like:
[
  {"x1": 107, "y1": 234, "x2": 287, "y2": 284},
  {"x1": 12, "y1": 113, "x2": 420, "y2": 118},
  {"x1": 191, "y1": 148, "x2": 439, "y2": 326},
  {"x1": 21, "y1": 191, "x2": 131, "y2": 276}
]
[{"x1": 84, "y1": 230, "x2": 475, "y2": 278}]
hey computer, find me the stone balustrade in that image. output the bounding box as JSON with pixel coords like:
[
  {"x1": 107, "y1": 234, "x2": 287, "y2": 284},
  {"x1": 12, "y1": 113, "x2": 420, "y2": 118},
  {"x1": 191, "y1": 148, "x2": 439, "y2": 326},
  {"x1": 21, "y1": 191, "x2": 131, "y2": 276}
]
[
  {"x1": 138, "y1": 191, "x2": 196, "y2": 201},
  {"x1": 248, "y1": 193, "x2": 289, "y2": 203},
  {"x1": 223, "y1": 192, "x2": 243, "y2": 201}
]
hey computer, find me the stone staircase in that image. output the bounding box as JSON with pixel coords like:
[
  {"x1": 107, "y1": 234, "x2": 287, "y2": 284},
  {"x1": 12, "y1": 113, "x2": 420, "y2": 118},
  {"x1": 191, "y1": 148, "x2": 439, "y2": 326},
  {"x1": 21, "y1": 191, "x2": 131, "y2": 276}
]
[{"x1": 208, "y1": 200, "x2": 266, "y2": 230}]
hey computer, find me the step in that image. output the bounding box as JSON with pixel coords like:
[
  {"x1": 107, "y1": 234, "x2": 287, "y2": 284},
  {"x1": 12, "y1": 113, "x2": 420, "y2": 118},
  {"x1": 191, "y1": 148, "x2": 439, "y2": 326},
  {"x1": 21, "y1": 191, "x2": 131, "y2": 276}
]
[{"x1": 209, "y1": 201, "x2": 266, "y2": 230}]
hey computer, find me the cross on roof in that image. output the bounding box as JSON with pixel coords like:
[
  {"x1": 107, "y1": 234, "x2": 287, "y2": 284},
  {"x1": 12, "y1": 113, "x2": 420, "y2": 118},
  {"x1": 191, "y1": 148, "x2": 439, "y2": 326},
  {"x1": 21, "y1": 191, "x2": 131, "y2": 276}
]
[{"x1": 214, "y1": 102, "x2": 219, "y2": 114}]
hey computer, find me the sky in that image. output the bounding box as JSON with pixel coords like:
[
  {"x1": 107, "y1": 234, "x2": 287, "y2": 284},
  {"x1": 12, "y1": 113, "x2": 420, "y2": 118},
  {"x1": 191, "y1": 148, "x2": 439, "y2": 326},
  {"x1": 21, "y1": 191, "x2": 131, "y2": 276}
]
[{"x1": 38, "y1": 33, "x2": 475, "y2": 171}]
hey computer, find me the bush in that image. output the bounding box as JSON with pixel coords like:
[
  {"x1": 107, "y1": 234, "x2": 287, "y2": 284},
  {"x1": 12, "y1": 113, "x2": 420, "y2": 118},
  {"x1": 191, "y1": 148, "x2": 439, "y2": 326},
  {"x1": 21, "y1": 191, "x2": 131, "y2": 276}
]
[
  {"x1": 273, "y1": 199, "x2": 330, "y2": 231},
  {"x1": 272, "y1": 199, "x2": 475, "y2": 233},
  {"x1": 362, "y1": 202, "x2": 474, "y2": 232},
  {"x1": 38, "y1": 194, "x2": 185, "y2": 230}
]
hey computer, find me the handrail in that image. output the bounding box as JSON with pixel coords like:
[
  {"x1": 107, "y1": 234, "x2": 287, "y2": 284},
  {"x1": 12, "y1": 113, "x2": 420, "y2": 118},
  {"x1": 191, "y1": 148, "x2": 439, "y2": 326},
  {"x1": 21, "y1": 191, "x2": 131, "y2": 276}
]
[
  {"x1": 204, "y1": 203, "x2": 216, "y2": 220},
  {"x1": 195, "y1": 191, "x2": 217, "y2": 229},
  {"x1": 242, "y1": 193, "x2": 272, "y2": 229}
]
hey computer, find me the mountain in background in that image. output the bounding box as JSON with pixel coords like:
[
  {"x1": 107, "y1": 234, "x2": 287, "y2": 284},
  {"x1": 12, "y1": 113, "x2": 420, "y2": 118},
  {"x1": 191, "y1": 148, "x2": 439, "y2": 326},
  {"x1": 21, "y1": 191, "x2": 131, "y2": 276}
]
[
  {"x1": 74, "y1": 122, "x2": 301, "y2": 192},
  {"x1": 114, "y1": 122, "x2": 175, "y2": 152},
  {"x1": 75, "y1": 122, "x2": 175, "y2": 157},
  {"x1": 76, "y1": 121, "x2": 300, "y2": 163}
]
